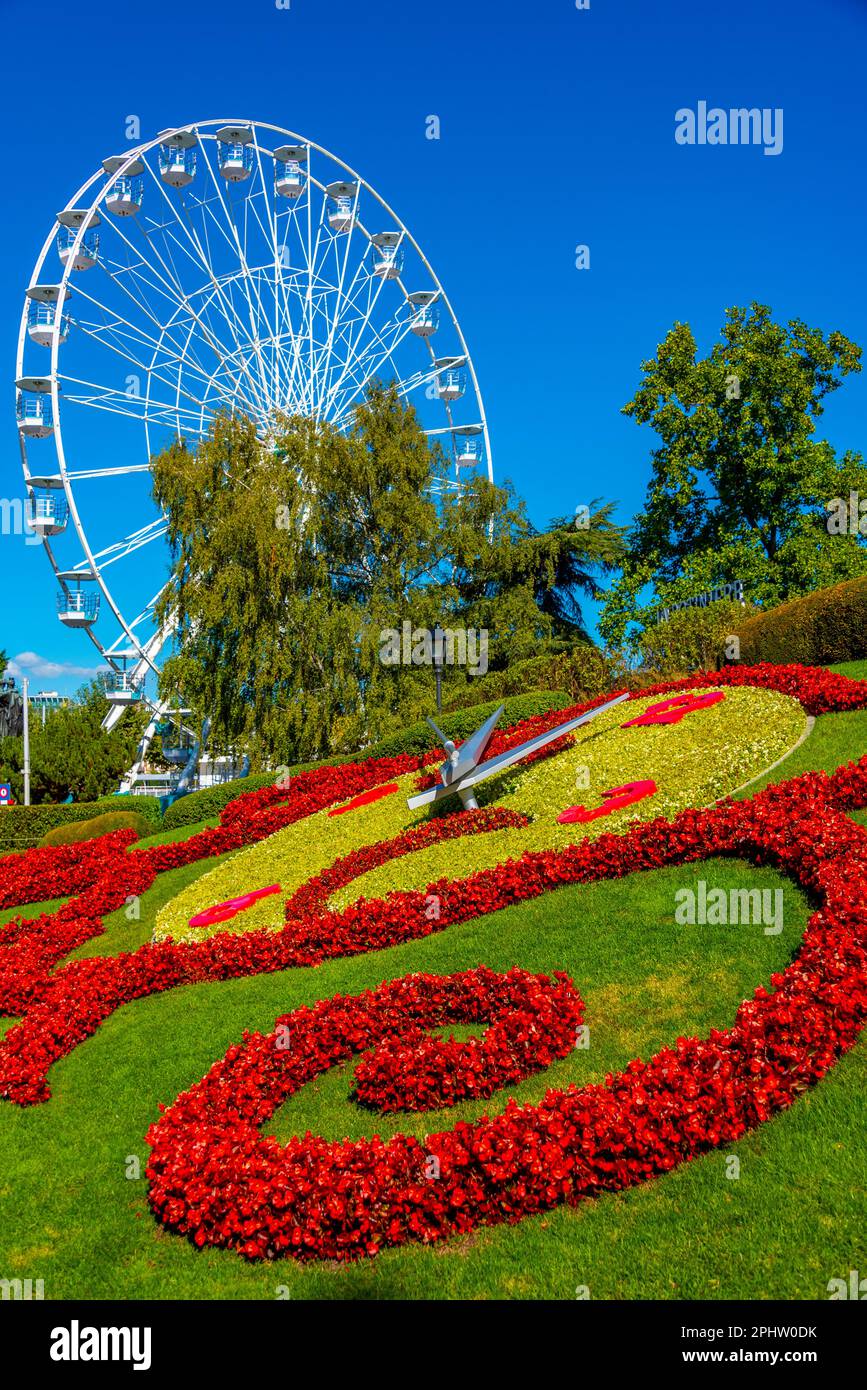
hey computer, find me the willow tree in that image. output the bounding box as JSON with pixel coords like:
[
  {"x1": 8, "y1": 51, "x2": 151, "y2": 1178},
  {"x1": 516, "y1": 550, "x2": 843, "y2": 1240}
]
[{"x1": 152, "y1": 384, "x2": 623, "y2": 764}]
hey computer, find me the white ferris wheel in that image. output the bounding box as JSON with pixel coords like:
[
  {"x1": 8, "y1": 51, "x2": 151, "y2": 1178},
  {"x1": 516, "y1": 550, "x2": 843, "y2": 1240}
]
[{"x1": 16, "y1": 119, "x2": 493, "y2": 731}]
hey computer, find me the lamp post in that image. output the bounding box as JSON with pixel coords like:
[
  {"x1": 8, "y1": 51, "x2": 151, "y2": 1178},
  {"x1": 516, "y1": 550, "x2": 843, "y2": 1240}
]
[
  {"x1": 432, "y1": 624, "x2": 444, "y2": 714},
  {"x1": 22, "y1": 677, "x2": 31, "y2": 807}
]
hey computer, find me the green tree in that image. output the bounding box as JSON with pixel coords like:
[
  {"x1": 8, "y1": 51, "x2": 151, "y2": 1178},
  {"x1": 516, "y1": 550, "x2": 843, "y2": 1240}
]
[
  {"x1": 152, "y1": 385, "x2": 623, "y2": 764},
  {"x1": 0, "y1": 680, "x2": 145, "y2": 804},
  {"x1": 600, "y1": 304, "x2": 867, "y2": 650}
]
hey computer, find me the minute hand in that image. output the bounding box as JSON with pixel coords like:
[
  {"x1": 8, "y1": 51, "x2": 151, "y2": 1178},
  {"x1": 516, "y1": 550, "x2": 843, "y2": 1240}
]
[{"x1": 450, "y1": 692, "x2": 629, "y2": 792}]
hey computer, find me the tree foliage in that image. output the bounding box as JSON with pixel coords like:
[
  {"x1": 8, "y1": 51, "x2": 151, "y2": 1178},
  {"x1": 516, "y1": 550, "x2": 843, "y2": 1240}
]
[
  {"x1": 152, "y1": 384, "x2": 624, "y2": 764},
  {"x1": 600, "y1": 303, "x2": 867, "y2": 650},
  {"x1": 0, "y1": 680, "x2": 146, "y2": 804}
]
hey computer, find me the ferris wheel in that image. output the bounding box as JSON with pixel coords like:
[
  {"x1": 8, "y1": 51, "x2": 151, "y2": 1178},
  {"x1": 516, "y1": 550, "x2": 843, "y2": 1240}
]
[{"x1": 16, "y1": 119, "x2": 493, "y2": 729}]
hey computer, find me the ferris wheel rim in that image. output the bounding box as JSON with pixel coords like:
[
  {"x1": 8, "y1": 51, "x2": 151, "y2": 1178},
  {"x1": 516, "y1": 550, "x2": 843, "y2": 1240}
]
[{"x1": 17, "y1": 118, "x2": 494, "y2": 693}]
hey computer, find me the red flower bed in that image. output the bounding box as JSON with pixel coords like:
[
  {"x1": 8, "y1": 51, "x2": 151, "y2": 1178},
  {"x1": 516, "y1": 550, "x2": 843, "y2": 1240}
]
[
  {"x1": 351, "y1": 968, "x2": 581, "y2": 1113},
  {"x1": 1, "y1": 664, "x2": 866, "y2": 1257},
  {"x1": 145, "y1": 968, "x2": 582, "y2": 1260},
  {"x1": 558, "y1": 780, "x2": 657, "y2": 825},
  {"x1": 327, "y1": 784, "x2": 400, "y2": 816},
  {"x1": 0, "y1": 830, "x2": 139, "y2": 911}
]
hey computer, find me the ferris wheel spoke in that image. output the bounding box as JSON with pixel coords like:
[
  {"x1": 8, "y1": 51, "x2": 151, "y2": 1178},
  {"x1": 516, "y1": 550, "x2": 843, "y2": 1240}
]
[
  {"x1": 133, "y1": 158, "x2": 278, "y2": 418},
  {"x1": 58, "y1": 375, "x2": 219, "y2": 435},
  {"x1": 154, "y1": 186, "x2": 272, "y2": 364},
  {"x1": 71, "y1": 518, "x2": 169, "y2": 571},
  {"x1": 86, "y1": 257, "x2": 204, "y2": 370},
  {"x1": 326, "y1": 307, "x2": 417, "y2": 421},
  {"x1": 247, "y1": 150, "x2": 308, "y2": 411},
  {"x1": 118, "y1": 246, "x2": 271, "y2": 417},
  {"x1": 304, "y1": 168, "x2": 322, "y2": 415},
  {"x1": 68, "y1": 300, "x2": 238, "y2": 420},
  {"x1": 91, "y1": 259, "x2": 258, "y2": 419},
  {"x1": 59, "y1": 339, "x2": 265, "y2": 432},
  {"x1": 74, "y1": 305, "x2": 199, "y2": 383},
  {"x1": 195, "y1": 136, "x2": 284, "y2": 410},
  {"x1": 314, "y1": 235, "x2": 400, "y2": 414},
  {"x1": 324, "y1": 282, "x2": 410, "y2": 416},
  {"x1": 234, "y1": 187, "x2": 299, "y2": 410},
  {"x1": 98, "y1": 211, "x2": 212, "y2": 331},
  {"x1": 312, "y1": 183, "x2": 366, "y2": 421},
  {"x1": 66, "y1": 463, "x2": 155, "y2": 480},
  {"x1": 176, "y1": 198, "x2": 280, "y2": 407}
]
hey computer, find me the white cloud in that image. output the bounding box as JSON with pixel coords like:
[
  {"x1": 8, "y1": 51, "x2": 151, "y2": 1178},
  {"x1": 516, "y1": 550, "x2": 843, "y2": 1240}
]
[{"x1": 6, "y1": 651, "x2": 103, "y2": 682}]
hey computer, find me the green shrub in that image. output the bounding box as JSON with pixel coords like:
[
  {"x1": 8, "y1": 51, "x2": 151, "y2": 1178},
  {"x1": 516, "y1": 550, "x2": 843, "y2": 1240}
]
[
  {"x1": 734, "y1": 577, "x2": 867, "y2": 666},
  {"x1": 91, "y1": 794, "x2": 163, "y2": 827},
  {"x1": 0, "y1": 796, "x2": 162, "y2": 852},
  {"x1": 639, "y1": 600, "x2": 748, "y2": 677},
  {"x1": 503, "y1": 647, "x2": 614, "y2": 702},
  {"x1": 39, "y1": 811, "x2": 155, "y2": 847},
  {"x1": 438, "y1": 647, "x2": 614, "y2": 707},
  {"x1": 161, "y1": 689, "x2": 572, "y2": 830}
]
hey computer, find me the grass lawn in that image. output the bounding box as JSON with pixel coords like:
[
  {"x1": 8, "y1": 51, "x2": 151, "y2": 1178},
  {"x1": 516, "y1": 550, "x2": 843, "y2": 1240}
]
[{"x1": 0, "y1": 665, "x2": 865, "y2": 1299}]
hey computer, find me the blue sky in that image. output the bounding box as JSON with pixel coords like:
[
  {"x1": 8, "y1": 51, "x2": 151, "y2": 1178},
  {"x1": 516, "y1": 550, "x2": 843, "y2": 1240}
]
[{"x1": 2, "y1": 0, "x2": 866, "y2": 695}]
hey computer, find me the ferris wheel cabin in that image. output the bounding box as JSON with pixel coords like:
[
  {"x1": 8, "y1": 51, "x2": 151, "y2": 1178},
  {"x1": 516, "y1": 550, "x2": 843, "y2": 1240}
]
[
  {"x1": 26, "y1": 475, "x2": 69, "y2": 537},
  {"x1": 16, "y1": 376, "x2": 56, "y2": 438},
  {"x1": 103, "y1": 156, "x2": 144, "y2": 216},
  {"x1": 158, "y1": 129, "x2": 197, "y2": 187},
  {"x1": 100, "y1": 654, "x2": 143, "y2": 705},
  {"x1": 407, "y1": 291, "x2": 439, "y2": 337},
  {"x1": 454, "y1": 425, "x2": 484, "y2": 469},
  {"x1": 435, "y1": 358, "x2": 467, "y2": 402},
  {"x1": 274, "y1": 144, "x2": 307, "y2": 198},
  {"x1": 56, "y1": 572, "x2": 99, "y2": 629},
  {"x1": 56, "y1": 210, "x2": 100, "y2": 271},
  {"x1": 371, "y1": 231, "x2": 403, "y2": 279},
  {"x1": 217, "y1": 126, "x2": 254, "y2": 181},
  {"x1": 26, "y1": 286, "x2": 70, "y2": 346},
  {"x1": 327, "y1": 181, "x2": 357, "y2": 233}
]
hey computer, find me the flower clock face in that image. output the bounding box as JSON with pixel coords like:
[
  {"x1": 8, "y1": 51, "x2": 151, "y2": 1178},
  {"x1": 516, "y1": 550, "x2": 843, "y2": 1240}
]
[
  {"x1": 1, "y1": 664, "x2": 867, "y2": 1265},
  {"x1": 154, "y1": 684, "x2": 806, "y2": 941}
]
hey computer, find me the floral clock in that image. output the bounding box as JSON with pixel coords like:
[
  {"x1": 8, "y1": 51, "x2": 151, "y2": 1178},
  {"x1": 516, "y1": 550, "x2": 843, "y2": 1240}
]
[{"x1": 1, "y1": 664, "x2": 866, "y2": 1262}]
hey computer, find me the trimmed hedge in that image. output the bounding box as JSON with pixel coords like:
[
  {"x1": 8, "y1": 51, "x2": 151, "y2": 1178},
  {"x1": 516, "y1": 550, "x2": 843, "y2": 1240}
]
[
  {"x1": 40, "y1": 811, "x2": 154, "y2": 848},
  {"x1": 734, "y1": 576, "x2": 867, "y2": 667},
  {"x1": 0, "y1": 795, "x2": 163, "y2": 852},
  {"x1": 161, "y1": 689, "x2": 572, "y2": 830}
]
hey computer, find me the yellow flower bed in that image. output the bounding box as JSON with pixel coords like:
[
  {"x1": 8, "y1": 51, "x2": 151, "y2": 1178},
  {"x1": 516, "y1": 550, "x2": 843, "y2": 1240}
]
[
  {"x1": 155, "y1": 685, "x2": 805, "y2": 941},
  {"x1": 153, "y1": 774, "x2": 426, "y2": 942}
]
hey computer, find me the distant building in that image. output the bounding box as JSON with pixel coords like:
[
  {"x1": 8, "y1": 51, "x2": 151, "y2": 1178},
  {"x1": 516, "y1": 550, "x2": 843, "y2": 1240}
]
[
  {"x1": 29, "y1": 690, "x2": 70, "y2": 711},
  {"x1": 29, "y1": 690, "x2": 72, "y2": 726}
]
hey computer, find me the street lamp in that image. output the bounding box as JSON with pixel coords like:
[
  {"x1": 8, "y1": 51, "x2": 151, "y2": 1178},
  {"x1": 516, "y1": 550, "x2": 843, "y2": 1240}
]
[
  {"x1": 22, "y1": 677, "x2": 31, "y2": 807},
  {"x1": 432, "y1": 623, "x2": 444, "y2": 714}
]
